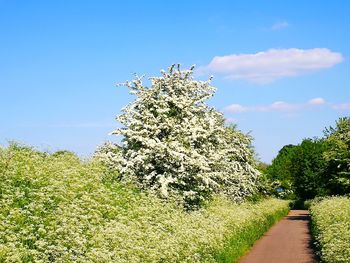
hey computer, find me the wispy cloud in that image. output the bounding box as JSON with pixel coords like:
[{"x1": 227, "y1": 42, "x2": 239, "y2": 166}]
[
  {"x1": 332, "y1": 103, "x2": 350, "y2": 110},
  {"x1": 224, "y1": 104, "x2": 250, "y2": 113},
  {"x1": 308, "y1": 97, "x2": 326, "y2": 105},
  {"x1": 198, "y1": 48, "x2": 343, "y2": 84},
  {"x1": 223, "y1": 97, "x2": 337, "y2": 113},
  {"x1": 271, "y1": 21, "x2": 289, "y2": 30}
]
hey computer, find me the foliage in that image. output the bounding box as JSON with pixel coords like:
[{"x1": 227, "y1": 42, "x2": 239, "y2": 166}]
[
  {"x1": 214, "y1": 198, "x2": 289, "y2": 262},
  {"x1": 323, "y1": 117, "x2": 350, "y2": 195},
  {"x1": 248, "y1": 162, "x2": 273, "y2": 200},
  {"x1": 265, "y1": 144, "x2": 297, "y2": 199},
  {"x1": 310, "y1": 196, "x2": 350, "y2": 263},
  {"x1": 112, "y1": 65, "x2": 259, "y2": 205},
  {"x1": 0, "y1": 144, "x2": 289, "y2": 262},
  {"x1": 290, "y1": 138, "x2": 327, "y2": 199},
  {"x1": 94, "y1": 141, "x2": 121, "y2": 172},
  {"x1": 215, "y1": 124, "x2": 260, "y2": 202},
  {"x1": 256, "y1": 162, "x2": 269, "y2": 174},
  {"x1": 267, "y1": 117, "x2": 350, "y2": 200},
  {"x1": 266, "y1": 138, "x2": 327, "y2": 200}
]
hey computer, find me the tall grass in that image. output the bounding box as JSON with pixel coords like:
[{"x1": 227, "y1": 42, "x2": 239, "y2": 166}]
[
  {"x1": 0, "y1": 144, "x2": 289, "y2": 262},
  {"x1": 310, "y1": 196, "x2": 350, "y2": 263}
]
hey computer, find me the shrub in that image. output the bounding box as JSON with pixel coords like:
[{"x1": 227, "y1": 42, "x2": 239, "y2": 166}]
[
  {"x1": 112, "y1": 65, "x2": 259, "y2": 205},
  {"x1": 94, "y1": 141, "x2": 121, "y2": 172},
  {"x1": 310, "y1": 196, "x2": 350, "y2": 263},
  {"x1": 0, "y1": 144, "x2": 288, "y2": 262}
]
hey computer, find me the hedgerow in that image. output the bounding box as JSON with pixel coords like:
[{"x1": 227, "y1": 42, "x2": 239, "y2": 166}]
[
  {"x1": 309, "y1": 196, "x2": 350, "y2": 263},
  {"x1": 0, "y1": 144, "x2": 289, "y2": 262}
]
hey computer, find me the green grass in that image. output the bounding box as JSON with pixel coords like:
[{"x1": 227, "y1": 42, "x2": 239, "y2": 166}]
[
  {"x1": 214, "y1": 203, "x2": 289, "y2": 262},
  {"x1": 309, "y1": 196, "x2": 350, "y2": 263},
  {"x1": 0, "y1": 144, "x2": 290, "y2": 262}
]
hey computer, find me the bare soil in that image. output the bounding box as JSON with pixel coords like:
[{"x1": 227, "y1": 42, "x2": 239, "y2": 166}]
[{"x1": 238, "y1": 210, "x2": 318, "y2": 263}]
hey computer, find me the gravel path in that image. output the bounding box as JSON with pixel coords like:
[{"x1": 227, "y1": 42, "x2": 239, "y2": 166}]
[{"x1": 238, "y1": 210, "x2": 318, "y2": 263}]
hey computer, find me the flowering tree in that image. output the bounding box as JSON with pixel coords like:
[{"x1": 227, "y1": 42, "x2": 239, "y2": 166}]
[
  {"x1": 217, "y1": 125, "x2": 260, "y2": 201},
  {"x1": 111, "y1": 65, "x2": 259, "y2": 205}
]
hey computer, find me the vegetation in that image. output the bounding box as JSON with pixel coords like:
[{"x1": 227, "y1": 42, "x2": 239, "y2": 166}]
[
  {"x1": 0, "y1": 144, "x2": 289, "y2": 262},
  {"x1": 6, "y1": 65, "x2": 350, "y2": 261},
  {"x1": 323, "y1": 117, "x2": 350, "y2": 195},
  {"x1": 266, "y1": 139, "x2": 326, "y2": 200},
  {"x1": 309, "y1": 197, "x2": 350, "y2": 263},
  {"x1": 266, "y1": 117, "x2": 350, "y2": 200},
  {"x1": 260, "y1": 117, "x2": 350, "y2": 261},
  {"x1": 110, "y1": 65, "x2": 260, "y2": 206}
]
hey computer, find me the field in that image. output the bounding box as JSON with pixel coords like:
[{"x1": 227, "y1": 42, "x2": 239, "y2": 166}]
[
  {"x1": 309, "y1": 196, "x2": 350, "y2": 263},
  {"x1": 0, "y1": 144, "x2": 289, "y2": 262}
]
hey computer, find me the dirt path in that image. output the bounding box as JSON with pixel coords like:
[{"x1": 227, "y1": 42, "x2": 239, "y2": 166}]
[{"x1": 238, "y1": 210, "x2": 318, "y2": 263}]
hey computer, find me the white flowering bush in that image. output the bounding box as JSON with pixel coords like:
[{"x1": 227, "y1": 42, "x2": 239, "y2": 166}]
[
  {"x1": 216, "y1": 125, "x2": 260, "y2": 201},
  {"x1": 112, "y1": 65, "x2": 259, "y2": 205},
  {"x1": 94, "y1": 141, "x2": 121, "y2": 171},
  {"x1": 310, "y1": 196, "x2": 350, "y2": 263},
  {"x1": 0, "y1": 144, "x2": 289, "y2": 262}
]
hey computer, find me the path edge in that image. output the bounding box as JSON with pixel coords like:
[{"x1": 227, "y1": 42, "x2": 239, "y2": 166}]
[{"x1": 214, "y1": 201, "x2": 291, "y2": 263}]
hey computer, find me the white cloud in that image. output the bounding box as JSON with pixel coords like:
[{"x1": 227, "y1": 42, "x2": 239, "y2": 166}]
[
  {"x1": 308, "y1": 97, "x2": 326, "y2": 105},
  {"x1": 224, "y1": 97, "x2": 327, "y2": 113},
  {"x1": 270, "y1": 101, "x2": 299, "y2": 111},
  {"x1": 271, "y1": 21, "x2": 289, "y2": 30},
  {"x1": 224, "y1": 104, "x2": 250, "y2": 113},
  {"x1": 199, "y1": 48, "x2": 343, "y2": 83},
  {"x1": 332, "y1": 103, "x2": 350, "y2": 110}
]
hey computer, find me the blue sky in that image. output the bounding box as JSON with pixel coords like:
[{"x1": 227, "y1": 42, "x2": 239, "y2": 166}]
[{"x1": 1, "y1": 0, "x2": 349, "y2": 163}]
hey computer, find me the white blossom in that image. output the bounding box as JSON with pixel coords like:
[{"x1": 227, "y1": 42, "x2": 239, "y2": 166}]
[{"x1": 112, "y1": 65, "x2": 260, "y2": 204}]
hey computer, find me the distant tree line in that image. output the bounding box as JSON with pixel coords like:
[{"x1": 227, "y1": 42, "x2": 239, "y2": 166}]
[{"x1": 265, "y1": 117, "x2": 350, "y2": 200}]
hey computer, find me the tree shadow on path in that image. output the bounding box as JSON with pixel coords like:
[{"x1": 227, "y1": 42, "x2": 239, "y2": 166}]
[{"x1": 287, "y1": 210, "x2": 320, "y2": 263}]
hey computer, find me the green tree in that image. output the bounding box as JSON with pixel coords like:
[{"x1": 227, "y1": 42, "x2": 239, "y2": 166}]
[
  {"x1": 267, "y1": 117, "x2": 350, "y2": 200},
  {"x1": 290, "y1": 139, "x2": 327, "y2": 199},
  {"x1": 256, "y1": 162, "x2": 269, "y2": 174},
  {"x1": 323, "y1": 117, "x2": 350, "y2": 195},
  {"x1": 267, "y1": 139, "x2": 326, "y2": 200},
  {"x1": 266, "y1": 144, "x2": 297, "y2": 199}
]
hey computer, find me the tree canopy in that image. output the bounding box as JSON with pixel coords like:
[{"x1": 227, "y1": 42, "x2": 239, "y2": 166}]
[
  {"x1": 323, "y1": 117, "x2": 350, "y2": 195},
  {"x1": 266, "y1": 117, "x2": 350, "y2": 200},
  {"x1": 109, "y1": 65, "x2": 260, "y2": 206}
]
